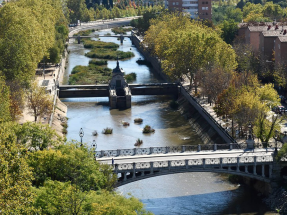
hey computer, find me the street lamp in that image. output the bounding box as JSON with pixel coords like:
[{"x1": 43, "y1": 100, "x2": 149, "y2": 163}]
[
  {"x1": 92, "y1": 140, "x2": 97, "y2": 159},
  {"x1": 79, "y1": 128, "x2": 84, "y2": 146},
  {"x1": 246, "y1": 121, "x2": 255, "y2": 150},
  {"x1": 274, "y1": 130, "x2": 279, "y2": 154}
]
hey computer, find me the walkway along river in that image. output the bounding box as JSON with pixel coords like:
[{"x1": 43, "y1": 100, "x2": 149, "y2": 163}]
[{"x1": 62, "y1": 27, "x2": 275, "y2": 214}]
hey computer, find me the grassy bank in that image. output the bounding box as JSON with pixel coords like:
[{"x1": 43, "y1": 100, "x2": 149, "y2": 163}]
[
  {"x1": 69, "y1": 63, "x2": 112, "y2": 85},
  {"x1": 83, "y1": 40, "x2": 119, "y2": 49},
  {"x1": 111, "y1": 27, "x2": 133, "y2": 35}
]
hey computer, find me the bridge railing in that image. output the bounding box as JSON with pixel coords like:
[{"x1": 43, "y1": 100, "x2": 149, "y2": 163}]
[
  {"x1": 114, "y1": 154, "x2": 274, "y2": 171},
  {"x1": 95, "y1": 143, "x2": 244, "y2": 158}
]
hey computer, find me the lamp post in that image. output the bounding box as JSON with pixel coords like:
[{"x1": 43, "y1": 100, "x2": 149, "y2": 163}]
[
  {"x1": 274, "y1": 130, "x2": 279, "y2": 154},
  {"x1": 246, "y1": 121, "x2": 255, "y2": 150},
  {"x1": 92, "y1": 140, "x2": 97, "y2": 160},
  {"x1": 79, "y1": 128, "x2": 84, "y2": 146}
]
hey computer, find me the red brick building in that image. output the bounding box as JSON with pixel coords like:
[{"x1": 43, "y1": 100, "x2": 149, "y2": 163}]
[
  {"x1": 166, "y1": 0, "x2": 212, "y2": 20},
  {"x1": 275, "y1": 35, "x2": 287, "y2": 66}
]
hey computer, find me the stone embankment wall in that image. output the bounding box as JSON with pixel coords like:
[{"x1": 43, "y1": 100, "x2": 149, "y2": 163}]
[{"x1": 131, "y1": 34, "x2": 233, "y2": 144}]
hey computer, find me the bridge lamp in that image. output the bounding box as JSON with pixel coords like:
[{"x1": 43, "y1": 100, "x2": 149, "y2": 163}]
[
  {"x1": 274, "y1": 130, "x2": 279, "y2": 154},
  {"x1": 92, "y1": 140, "x2": 97, "y2": 160},
  {"x1": 79, "y1": 128, "x2": 84, "y2": 146},
  {"x1": 246, "y1": 122, "x2": 255, "y2": 150}
]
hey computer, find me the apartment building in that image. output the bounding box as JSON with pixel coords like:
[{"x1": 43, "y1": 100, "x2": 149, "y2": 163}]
[
  {"x1": 275, "y1": 35, "x2": 287, "y2": 66},
  {"x1": 165, "y1": 0, "x2": 212, "y2": 20}
]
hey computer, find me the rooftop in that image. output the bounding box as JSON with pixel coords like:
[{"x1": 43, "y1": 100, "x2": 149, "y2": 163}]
[
  {"x1": 278, "y1": 36, "x2": 287, "y2": 42},
  {"x1": 262, "y1": 30, "x2": 287, "y2": 37}
]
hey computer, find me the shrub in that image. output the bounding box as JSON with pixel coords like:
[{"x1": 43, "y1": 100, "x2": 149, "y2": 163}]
[
  {"x1": 134, "y1": 138, "x2": 143, "y2": 146},
  {"x1": 102, "y1": 127, "x2": 113, "y2": 134},
  {"x1": 89, "y1": 60, "x2": 107, "y2": 66},
  {"x1": 134, "y1": 118, "x2": 143, "y2": 123},
  {"x1": 122, "y1": 121, "x2": 130, "y2": 126},
  {"x1": 125, "y1": 72, "x2": 137, "y2": 83},
  {"x1": 143, "y1": 125, "x2": 155, "y2": 133},
  {"x1": 111, "y1": 27, "x2": 133, "y2": 35}
]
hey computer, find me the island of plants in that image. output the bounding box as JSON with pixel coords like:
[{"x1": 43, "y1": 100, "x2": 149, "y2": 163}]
[
  {"x1": 69, "y1": 60, "x2": 111, "y2": 85},
  {"x1": 74, "y1": 29, "x2": 95, "y2": 36},
  {"x1": 83, "y1": 39, "x2": 134, "y2": 60},
  {"x1": 143, "y1": 125, "x2": 155, "y2": 133},
  {"x1": 134, "y1": 138, "x2": 143, "y2": 146},
  {"x1": 134, "y1": 118, "x2": 143, "y2": 123},
  {"x1": 102, "y1": 127, "x2": 113, "y2": 134}
]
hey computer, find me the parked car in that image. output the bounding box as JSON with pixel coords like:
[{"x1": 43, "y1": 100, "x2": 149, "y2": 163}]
[{"x1": 273, "y1": 105, "x2": 286, "y2": 114}]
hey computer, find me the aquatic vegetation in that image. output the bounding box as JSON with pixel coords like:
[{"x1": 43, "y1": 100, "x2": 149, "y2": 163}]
[
  {"x1": 134, "y1": 138, "x2": 143, "y2": 146},
  {"x1": 143, "y1": 125, "x2": 155, "y2": 133},
  {"x1": 125, "y1": 72, "x2": 136, "y2": 83},
  {"x1": 102, "y1": 127, "x2": 113, "y2": 134},
  {"x1": 134, "y1": 118, "x2": 143, "y2": 123}
]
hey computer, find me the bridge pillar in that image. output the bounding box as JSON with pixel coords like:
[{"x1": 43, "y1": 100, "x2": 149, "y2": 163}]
[
  {"x1": 124, "y1": 172, "x2": 127, "y2": 181},
  {"x1": 101, "y1": 150, "x2": 105, "y2": 157},
  {"x1": 120, "y1": 34, "x2": 124, "y2": 44},
  {"x1": 150, "y1": 147, "x2": 154, "y2": 154},
  {"x1": 134, "y1": 148, "x2": 137, "y2": 155},
  {"x1": 236, "y1": 157, "x2": 240, "y2": 172},
  {"x1": 77, "y1": 35, "x2": 81, "y2": 44},
  {"x1": 133, "y1": 163, "x2": 136, "y2": 179},
  {"x1": 220, "y1": 158, "x2": 223, "y2": 169},
  {"x1": 269, "y1": 164, "x2": 273, "y2": 178},
  {"x1": 165, "y1": 146, "x2": 170, "y2": 154},
  {"x1": 181, "y1": 145, "x2": 186, "y2": 153},
  {"x1": 141, "y1": 171, "x2": 145, "y2": 176},
  {"x1": 245, "y1": 165, "x2": 248, "y2": 173},
  {"x1": 117, "y1": 149, "x2": 121, "y2": 156},
  {"x1": 185, "y1": 159, "x2": 189, "y2": 169},
  {"x1": 262, "y1": 164, "x2": 265, "y2": 177},
  {"x1": 203, "y1": 158, "x2": 206, "y2": 169},
  {"x1": 115, "y1": 164, "x2": 118, "y2": 174},
  {"x1": 253, "y1": 156, "x2": 257, "y2": 175},
  {"x1": 168, "y1": 161, "x2": 171, "y2": 171}
]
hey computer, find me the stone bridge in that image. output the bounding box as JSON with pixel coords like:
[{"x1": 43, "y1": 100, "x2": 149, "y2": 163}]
[
  {"x1": 96, "y1": 144, "x2": 283, "y2": 187},
  {"x1": 58, "y1": 83, "x2": 179, "y2": 98},
  {"x1": 69, "y1": 34, "x2": 131, "y2": 44}
]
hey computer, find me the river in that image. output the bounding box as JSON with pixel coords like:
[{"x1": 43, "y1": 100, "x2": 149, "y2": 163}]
[{"x1": 62, "y1": 28, "x2": 275, "y2": 215}]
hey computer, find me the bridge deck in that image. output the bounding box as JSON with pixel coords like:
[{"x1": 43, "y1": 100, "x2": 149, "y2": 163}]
[{"x1": 98, "y1": 148, "x2": 274, "y2": 165}]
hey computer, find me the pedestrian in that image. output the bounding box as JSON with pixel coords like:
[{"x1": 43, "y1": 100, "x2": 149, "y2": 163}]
[{"x1": 112, "y1": 158, "x2": 114, "y2": 165}]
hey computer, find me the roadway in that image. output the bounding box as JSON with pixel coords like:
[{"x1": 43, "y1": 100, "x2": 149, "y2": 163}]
[{"x1": 97, "y1": 148, "x2": 275, "y2": 165}]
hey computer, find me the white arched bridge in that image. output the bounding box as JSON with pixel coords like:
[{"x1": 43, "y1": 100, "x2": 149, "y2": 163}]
[{"x1": 96, "y1": 144, "x2": 283, "y2": 187}]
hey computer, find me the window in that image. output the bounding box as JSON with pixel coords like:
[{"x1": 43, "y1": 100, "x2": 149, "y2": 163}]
[
  {"x1": 176, "y1": 2, "x2": 179, "y2": 5},
  {"x1": 206, "y1": 12, "x2": 208, "y2": 15},
  {"x1": 206, "y1": 6, "x2": 208, "y2": 10},
  {"x1": 205, "y1": 1, "x2": 208, "y2": 3},
  {"x1": 202, "y1": 6, "x2": 205, "y2": 10},
  {"x1": 173, "y1": 2, "x2": 175, "y2": 5},
  {"x1": 202, "y1": 2, "x2": 205, "y2": 4}
]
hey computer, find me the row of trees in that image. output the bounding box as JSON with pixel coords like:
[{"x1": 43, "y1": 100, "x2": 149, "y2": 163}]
[
  {"x1": 0, "y1": 1, "x2": 152, "y2": 213},
  {"x1": 141, "y1": 13, "x2": 281, "y2": 143},
  {"x1": 67, "y1": 0, "x2": 163, "y2": 23}
]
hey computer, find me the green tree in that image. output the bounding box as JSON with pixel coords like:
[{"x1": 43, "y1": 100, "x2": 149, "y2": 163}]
[
  {"x1": 0, "y1": 122, "x2": 36, "y2": 214},
  {"x1": 220, "y1": 20, "x2": 239, "y2": 44},
  {"x1": 0, "y1": 75, "x2": 11, "y2": 123},
  {"x1": 26, "y1": 82, "x2": 53, "y2": 122},
  {"x1": 27, "y1": 142, "x2": 117, "y2": 191}
]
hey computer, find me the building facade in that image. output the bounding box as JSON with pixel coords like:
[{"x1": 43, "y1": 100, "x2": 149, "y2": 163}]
[
  {"x1": 165, "y1": 0, "x2": 212, "y2": 20},
  {"x1": 275, "y1": 36, "x2": 287, "y2": 67}
]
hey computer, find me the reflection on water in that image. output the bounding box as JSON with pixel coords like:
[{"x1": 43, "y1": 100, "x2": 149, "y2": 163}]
[{"x1": 64, "y1": 29, "x2": 274, "y2": 215}]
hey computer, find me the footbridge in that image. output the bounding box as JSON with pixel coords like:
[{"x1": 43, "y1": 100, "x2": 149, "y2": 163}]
[
  {"x1": 58, "y1": 83, "x2": 179, "y2": 98},
  {"x1": 69, "y1": 34, "x2": 131, "y2": 44},
  {"x1": 96, "y1": 144, "x2": 282, "y2": 187}
]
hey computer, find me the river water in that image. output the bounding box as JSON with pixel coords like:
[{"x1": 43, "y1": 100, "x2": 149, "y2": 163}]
[{"x1": 62, "y1": 29, "x2": 275, "y2": 215}]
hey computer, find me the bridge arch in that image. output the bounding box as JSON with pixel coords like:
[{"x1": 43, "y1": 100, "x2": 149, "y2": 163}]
[{"x1": 114, "y1": 156, "x2": 273, "y2": 187}]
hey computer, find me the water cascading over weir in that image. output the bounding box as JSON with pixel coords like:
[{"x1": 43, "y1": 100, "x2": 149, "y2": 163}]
[{"x1": 109, "y1": 59, "x2": 131, "y2": 109}]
